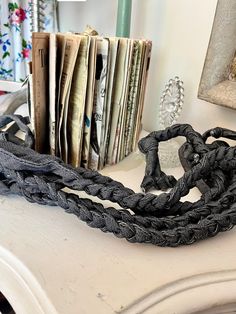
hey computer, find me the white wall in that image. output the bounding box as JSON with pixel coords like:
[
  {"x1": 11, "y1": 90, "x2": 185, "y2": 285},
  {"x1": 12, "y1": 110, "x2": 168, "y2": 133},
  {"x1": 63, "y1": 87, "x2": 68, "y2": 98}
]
[{"x1": 58, "y1": 0, "x2": 236, "y2": 133}]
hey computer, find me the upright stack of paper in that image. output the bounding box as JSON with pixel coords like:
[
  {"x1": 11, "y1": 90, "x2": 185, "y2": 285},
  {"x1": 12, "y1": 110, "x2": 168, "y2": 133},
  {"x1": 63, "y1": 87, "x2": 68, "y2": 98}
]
[{"x1": 30, "y1": 32, "x2": 152, "y2": 170}]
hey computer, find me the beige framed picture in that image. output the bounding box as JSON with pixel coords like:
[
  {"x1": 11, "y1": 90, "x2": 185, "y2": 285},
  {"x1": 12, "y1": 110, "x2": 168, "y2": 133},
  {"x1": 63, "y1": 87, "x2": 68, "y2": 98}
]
[{"x1": 198, "y1": 0, "x2": 236, "y2": 109}]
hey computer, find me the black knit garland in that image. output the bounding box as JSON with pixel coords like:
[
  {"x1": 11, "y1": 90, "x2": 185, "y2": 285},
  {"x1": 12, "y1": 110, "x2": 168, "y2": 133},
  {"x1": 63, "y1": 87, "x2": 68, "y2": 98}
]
[{"x1": 0, "y1": 115, "x2": 236, "y2": 246}]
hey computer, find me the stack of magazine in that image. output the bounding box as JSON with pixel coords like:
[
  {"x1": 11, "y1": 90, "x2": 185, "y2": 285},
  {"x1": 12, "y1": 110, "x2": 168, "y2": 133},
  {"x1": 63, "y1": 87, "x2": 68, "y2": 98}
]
[{"x1": 28, "y1": 32, "x2": 152, "y2": 170}]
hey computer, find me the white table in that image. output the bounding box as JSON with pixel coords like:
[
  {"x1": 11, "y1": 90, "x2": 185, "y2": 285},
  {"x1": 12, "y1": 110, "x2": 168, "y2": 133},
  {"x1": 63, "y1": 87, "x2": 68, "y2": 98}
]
[{"x1": 0, "y1": 150, "x2": 236, "y2": 314}]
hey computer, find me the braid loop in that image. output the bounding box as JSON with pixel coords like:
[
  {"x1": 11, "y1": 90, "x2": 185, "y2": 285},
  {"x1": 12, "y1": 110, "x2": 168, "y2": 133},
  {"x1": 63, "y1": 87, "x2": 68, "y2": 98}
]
[{"x1": 0, "y1": 115, "x2": 236, "y2": 246}]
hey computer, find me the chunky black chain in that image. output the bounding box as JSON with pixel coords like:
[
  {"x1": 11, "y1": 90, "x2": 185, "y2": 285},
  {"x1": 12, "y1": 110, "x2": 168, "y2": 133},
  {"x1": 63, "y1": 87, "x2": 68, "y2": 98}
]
[{"x1": 1, "y1": 115, "x2": 236, "y2": 247}]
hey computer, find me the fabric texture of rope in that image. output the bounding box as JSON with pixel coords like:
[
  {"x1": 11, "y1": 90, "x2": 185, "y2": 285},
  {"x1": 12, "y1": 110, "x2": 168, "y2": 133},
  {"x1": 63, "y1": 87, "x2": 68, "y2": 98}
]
[{"x1": 1, "y1": 115, "x2": 236, "y2": 247}]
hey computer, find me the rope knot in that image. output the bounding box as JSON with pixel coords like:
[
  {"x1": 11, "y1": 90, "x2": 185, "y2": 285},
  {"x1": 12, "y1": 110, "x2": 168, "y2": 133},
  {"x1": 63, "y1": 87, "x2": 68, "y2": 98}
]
[
  {"x1": 138, "y1": 135, "x2": 158, "y2": 154},
  {"x1": 210, "y1": 127, "x2": 223, "y2": 139}
]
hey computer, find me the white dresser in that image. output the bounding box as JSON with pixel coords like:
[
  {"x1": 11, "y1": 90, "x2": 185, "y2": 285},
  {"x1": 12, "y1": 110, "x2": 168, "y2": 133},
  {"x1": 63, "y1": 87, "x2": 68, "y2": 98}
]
[{"x1": 0, "y1": 149, "x2": 236, "y2": 314}]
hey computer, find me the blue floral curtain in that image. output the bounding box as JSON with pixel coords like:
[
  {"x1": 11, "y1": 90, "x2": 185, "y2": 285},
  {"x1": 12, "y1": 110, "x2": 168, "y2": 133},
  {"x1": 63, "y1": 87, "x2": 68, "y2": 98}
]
[{"x1": 0, "y1": 0, "x2": 57, "y2": 82}]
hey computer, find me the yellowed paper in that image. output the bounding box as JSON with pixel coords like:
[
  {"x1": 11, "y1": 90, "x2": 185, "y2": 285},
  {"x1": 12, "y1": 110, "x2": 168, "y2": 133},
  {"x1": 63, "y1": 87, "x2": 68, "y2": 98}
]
[
  {"x1": 88, "y1": 37, "x2": 109, "y2": 170},
  {"x1": 98, "y1": 37, "x2": 119, "y2": 169},
  {"x1": 32, "y1": 32, "x2": 50, "y2": 153},
  {"x1": 67, "y1": 35, "x2": 90, "y2": 167},
  {"x1": 49, "y1": 33, "x2": 57, "y2": 155},
  {"x1": 133, "y1": 40, "x2": 152, "y2": 150},
  {"x1": 58, "y1": 34, "x2": 81, "y2": 161},
  {"x1": 117, "y1": 39, "x2": 134, "y2": 162},
  {"x1": 123, "y1": 40, "x2": 139, "y2": 157},
  {"x1": 107, "y1": 38, "x2": 129, "y2": 165},
  {"x1": 55, "y1": 33, "x2": 66, "y2": 156},
  {"x1": 81, "y1": 36, "x2": 97, "y2": 168},
  {"x1": 127, "y1": 40, "x2": 145, "y2": 154}
]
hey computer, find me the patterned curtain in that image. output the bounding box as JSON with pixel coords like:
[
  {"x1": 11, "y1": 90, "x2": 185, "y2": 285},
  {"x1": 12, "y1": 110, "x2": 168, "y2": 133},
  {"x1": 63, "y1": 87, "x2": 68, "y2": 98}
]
[{"x1": 0, "y1": 0, "x2": 57, "y2": 82}]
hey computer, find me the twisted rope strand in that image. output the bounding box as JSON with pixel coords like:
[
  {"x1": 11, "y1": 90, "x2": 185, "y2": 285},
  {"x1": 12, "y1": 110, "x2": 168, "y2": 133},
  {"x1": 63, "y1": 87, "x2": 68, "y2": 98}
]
[{"x1": 1, "y1": 115, "x2": 236, "y2": 246}]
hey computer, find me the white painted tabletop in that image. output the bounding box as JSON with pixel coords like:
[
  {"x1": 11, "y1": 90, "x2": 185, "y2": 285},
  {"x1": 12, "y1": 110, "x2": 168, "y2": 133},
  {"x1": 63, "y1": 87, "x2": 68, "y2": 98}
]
[{"x1": 1, "y1": 149, "x2": 236, "y2": 314}]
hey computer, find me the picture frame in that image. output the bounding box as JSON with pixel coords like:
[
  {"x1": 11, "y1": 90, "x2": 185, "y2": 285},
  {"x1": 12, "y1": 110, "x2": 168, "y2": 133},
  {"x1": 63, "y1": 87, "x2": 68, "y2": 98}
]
[{"x1": 198, "y1": 0, "x2": 236, "y2": 110}]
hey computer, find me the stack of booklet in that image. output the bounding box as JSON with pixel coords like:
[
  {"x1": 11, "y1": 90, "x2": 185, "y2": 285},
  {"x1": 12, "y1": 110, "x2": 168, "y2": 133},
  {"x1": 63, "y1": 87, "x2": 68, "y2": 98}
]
[{"x1": 28, "y1": 32, "x2": 152, "y2": 170}]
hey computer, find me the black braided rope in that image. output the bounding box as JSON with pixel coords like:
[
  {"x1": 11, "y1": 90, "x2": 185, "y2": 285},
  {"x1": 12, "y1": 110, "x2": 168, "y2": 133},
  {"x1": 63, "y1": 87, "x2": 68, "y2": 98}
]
[{"x1": 1, "y1": 115, "x2": 236, "y2": 246}]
